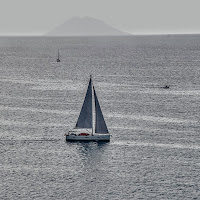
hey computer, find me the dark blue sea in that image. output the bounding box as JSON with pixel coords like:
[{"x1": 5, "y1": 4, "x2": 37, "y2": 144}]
[{"x1": 0, "y1": 35, "x2": 199, "y2": 199}]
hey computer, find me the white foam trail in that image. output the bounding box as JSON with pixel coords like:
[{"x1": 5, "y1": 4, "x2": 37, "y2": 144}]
[
  {"x1": 0, "y1": 119, "x2": 68, "y2": 128},
  {"x1": 112, "y1": 89, "x2": 200, "y2": 97},
  {"x1": 0, "y1": 95, "x2": 52, "y2": 100},
  {"x1": 0, "y1": 77, "x2": 69, "y2": 84},
  {"x1": 108, "y1": 113, "x2": 198, "y2": 124},
  {"x1": 31, "y1": 82, "x2": 82, "y2": 91},
  {"x1": 137, "y1": 89, "x2": 200, "y2": 96},
  {"x1": 97, "y1": 82, "x2": 136, "y2": 88},
  {"x1": 0, "y1": 78, "x2": 83, "y2": 91},
  {"x1": 0, "y1": 105, "x2": 77, "y2": 115},
  {"x1": 0, "y1": 78, "x2": 35, "y2": 84},
  {"x1": 114, "y1": 141, "x2": 200, "y2": 150},
  {"x1": 109, "y1": 126, "x2": 197, "y2": 134},
  {"x1": 97, "y1": 82, "x2": 200, "y2": 96},
  {"x1": 98, "y1": 75, "x2": 135, "y2": 77}
]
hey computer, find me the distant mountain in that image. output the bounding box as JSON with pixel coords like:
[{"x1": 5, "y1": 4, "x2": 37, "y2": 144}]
[{"x1": 46, "y1": 16, "x2": 130, "y2": 36}]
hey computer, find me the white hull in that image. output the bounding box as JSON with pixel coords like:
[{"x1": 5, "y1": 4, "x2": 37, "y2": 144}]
[{"x1": 66, "y1": 134, "x2": 110, "y2": 142}]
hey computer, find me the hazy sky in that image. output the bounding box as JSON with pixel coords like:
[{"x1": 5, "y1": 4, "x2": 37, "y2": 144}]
[{"x1": 0, "y1": 0, "x2": 200, "y2": 35}]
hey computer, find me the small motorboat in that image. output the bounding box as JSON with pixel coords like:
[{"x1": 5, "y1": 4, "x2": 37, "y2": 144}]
[{"x1": 163, "y1": 85, "x2": 170, "y2": 89}]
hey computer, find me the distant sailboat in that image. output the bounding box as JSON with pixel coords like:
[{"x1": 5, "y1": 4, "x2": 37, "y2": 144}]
[
  {"x1": 66, "y1": 76, "x2": 110, "y2": 142},
  {"x1": 57, "y1": 49, "x2": 60, "y2": 62}
]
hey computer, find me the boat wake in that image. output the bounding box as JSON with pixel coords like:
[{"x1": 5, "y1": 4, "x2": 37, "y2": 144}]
[
  {"x1": 0, "y1": 119, "x2": 67, "y2": 128},
  {"x1": 0, "y1": 105, "x2": 77, "y2": 115},
  {"x1": 0, "y1": 139, "x2": 60, "y2": 142},
  {"x1": 108, "y1": 113, "x2": 197, "y2": 124},
  {"x1": 113, "y1": 141, "x2": 200, "y2": 150}
]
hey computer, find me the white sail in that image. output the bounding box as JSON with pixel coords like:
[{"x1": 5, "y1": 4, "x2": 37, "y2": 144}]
[
  {"x1": 75, "y1": 78, "x2": 92, "y2": 129},
  {"x1": 93, "y1": 87, "x2": 109, "y2": 134}
]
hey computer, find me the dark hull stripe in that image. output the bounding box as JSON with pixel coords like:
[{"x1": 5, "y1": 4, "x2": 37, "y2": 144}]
[{"x1": 66, "y1": 139, "x2": 110, "y2": 142}]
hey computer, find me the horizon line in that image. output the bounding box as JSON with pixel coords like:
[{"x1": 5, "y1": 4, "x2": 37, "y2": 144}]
[{"x1": 0, "y1": 32, "x2": 200, "y2": 37}]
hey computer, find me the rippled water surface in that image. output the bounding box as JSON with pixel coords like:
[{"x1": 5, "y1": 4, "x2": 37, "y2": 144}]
[{"x1": 0, "y1": 35, "x2": 200, "y2": 199}]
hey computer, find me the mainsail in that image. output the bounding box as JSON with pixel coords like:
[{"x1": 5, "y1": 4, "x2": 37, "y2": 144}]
[
  {"x1": 93, "y1": 87, "x2": 109, "y2": 133},
  {"x1": 75, "y1": 78, "x2": 92, "y2": 129}
]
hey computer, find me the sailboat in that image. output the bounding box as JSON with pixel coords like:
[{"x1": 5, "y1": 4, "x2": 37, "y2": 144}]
[
  {"x1": 66, "y1": 76, "x2": 110, "y2": 142},
  {"x1": 57, "y1": 49, "x2": 60, "y2": 62}
]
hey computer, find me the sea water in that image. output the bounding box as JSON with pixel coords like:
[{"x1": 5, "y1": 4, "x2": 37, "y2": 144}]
[{"x1": 0, "y1": 35, "x2": 199, "y2": 199}]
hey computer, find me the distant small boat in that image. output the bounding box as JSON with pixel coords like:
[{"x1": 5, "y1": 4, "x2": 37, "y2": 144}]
[
  {"x1": 57, "y1": 49, "x2": 60, "y2": 62},
  {"x1": 163, "y1": 85, "x2": 170, "y2": 89},
  {"x1": 66, "y1": 76, "x2": 110, "y2": 142}
]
